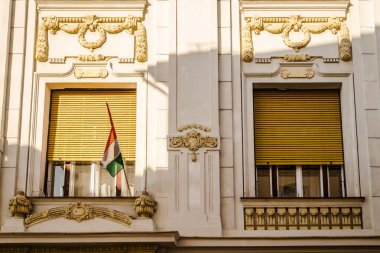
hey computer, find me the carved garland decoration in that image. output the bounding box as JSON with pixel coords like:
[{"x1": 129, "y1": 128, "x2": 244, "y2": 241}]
[
  {"x1": 25, "y1": 202, "x2": 132, "y2": 227},
  {"x1": 170, "y1": 125, "x2": 218, "y2": 162},
  {"x1": 35, "y1": 15, "x2": 147, "y2": 62},
  {"x1": 242, "y1": 15, "x2": 352, "y2": 62}
]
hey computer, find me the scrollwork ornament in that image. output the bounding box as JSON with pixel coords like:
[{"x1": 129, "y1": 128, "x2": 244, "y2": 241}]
[
  {"x1": 64, "y1": 202, "x2": 94, "y2": 222},
  {"x1": 169, "y1": 130, "x2": 218, "y2": 162}
]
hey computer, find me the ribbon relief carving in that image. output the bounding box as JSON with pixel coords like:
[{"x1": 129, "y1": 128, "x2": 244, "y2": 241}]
[{"x1": 35, "y1": 15, "x2": 147, "y2": 63}]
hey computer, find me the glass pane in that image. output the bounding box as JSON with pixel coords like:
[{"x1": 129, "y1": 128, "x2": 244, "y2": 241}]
[
  {"x1": 52, "y1": 162, "x2": 65, "y2": 197},
  {"x1": 329, "y1": 166, "x2": 343, "y2": 197},
  {"x1": 73, "y1": 162, "x2": 92, "y2": 196},
  {"x1": 257, "y1": 166, "x2": 271, "y2": 197},
  {"x1": 49, "y1": 161, "x2": 128, "y2": 197},
  {"x1": 302, "y1": 166, "x2": 321, "y2": 197},
  {"x1": 278, "y1": 166, "x2": 296, "y2": 197},
  {"x1": 124, "y1": 161, "x2": 135, "y2": 196},
  {"x1": 96, "y1": 163, "x2": 117, "y2": 197}
]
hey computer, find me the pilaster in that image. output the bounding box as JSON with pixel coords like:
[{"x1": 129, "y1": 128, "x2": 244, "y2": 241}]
[{"x1": 167, "y1": 0, "x2": 222, "y2": 236}]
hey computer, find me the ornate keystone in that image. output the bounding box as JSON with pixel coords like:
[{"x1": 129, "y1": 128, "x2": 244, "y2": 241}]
[
  {"x1": 169, "y1": 128, "x2": 218, "y2": 162},
  {"x1": 9, "y1": 191, "x2": 32, "y2": 218},
  {"x1": 134, "y1": 191, "x2": 157, "y2": 218}
]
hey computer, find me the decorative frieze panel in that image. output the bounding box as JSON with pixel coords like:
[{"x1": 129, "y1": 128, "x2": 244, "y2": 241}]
[
  {"x1": 25, "y1": 202, "x2": 132, "y2": 227},
  {"x1": 242, "y1": 15, "x2": 352, "y2": 62},
  {"x1": 280, "y1": 67, "x2": 314, "y2": 79},
  {"x1": 35, "y1": 15, "x2": 147, "y2": 63},
  {"x1": 244, "y1": 206, "x2": 362, "y2": 230},
  {"x1": 74, "y1": 67, "x2": 108, "y2": 79}
]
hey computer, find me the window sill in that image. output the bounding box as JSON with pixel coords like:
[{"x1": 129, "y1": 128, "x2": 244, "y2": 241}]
[
  {"x1": 240, "y1": 197, "x2": 365, "y2": 207},
  {"x1": 28, "y1": 197, "x2": 138, "y2": 215}
]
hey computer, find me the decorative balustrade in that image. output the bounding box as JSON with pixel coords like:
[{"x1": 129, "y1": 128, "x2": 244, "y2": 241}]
[{"x1": 242, "y1": 198, "x2": 364, "y2": 230}]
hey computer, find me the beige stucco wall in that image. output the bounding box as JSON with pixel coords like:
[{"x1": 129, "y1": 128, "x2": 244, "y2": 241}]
[{"x1": 0, "y1": 0, "x2": 379, "y2": 250}]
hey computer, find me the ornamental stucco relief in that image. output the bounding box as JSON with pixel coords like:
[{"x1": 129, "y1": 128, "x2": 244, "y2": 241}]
[
  {"x1": 242, "y1": 15, "x2": 352, "y2": 62},
  {"x1": 25, "y1": 202, "x2": 132, "y2": 227},
  {"x1": 169, "y1": 124, "x2": 218, "y2": 162},
  {"x1": 35, "y1": 15, "x2": 147, "y2": 63}
]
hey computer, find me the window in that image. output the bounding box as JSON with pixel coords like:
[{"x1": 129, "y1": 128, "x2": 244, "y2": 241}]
[
  {"x1": 45, "y1": 90, "x2": 136, "y2": 197},
  {"x1": 254, "y1": 89, "x2": 345, "y2": 197},
  {"x1": 256, "y1": 165, "x2": 344, "y2": 197}
]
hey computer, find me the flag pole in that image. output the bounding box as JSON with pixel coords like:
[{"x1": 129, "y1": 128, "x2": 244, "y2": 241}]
[
  {"x1": 122, "y1": 160, "x2": 132, "y2": 196},
  {"x1": 106, "y1": 102, "x2": 132, "y2": 196}
]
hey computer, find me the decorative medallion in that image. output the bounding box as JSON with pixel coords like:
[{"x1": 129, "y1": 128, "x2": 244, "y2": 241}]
[
  {"x1": 169, "y1": 124, "x2": 218, "y2": 162},
  {"x1": 25, "y1": 202, "x2": 132, "y2": 227},
  {"x1": 242, "y1": 15, "x2": 352, "y2": 62},
  {"x1": 64, "y1": 202, "x2": 94, "y2": 222}
]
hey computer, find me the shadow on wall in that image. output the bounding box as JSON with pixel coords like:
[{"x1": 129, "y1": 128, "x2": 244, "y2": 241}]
[{"x1": 0, "y1": 24, "x2": 377, "y2": 232}]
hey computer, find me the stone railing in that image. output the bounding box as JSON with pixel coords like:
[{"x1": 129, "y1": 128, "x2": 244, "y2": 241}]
[{"x1": 242, "y1": 197, "x2": 364, "y2": 230}]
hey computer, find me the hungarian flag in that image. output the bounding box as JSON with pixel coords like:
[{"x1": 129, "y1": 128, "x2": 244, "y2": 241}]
[{"x1": 102, "y1": 103, "x2": 124, "y2": 177}]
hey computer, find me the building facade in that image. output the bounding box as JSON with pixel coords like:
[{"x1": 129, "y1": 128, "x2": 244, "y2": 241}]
[{"x1": 0, "y1": 0, "x2": 380, "y2": 251}]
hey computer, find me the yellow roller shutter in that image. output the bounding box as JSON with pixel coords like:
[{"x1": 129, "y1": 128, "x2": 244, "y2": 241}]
[
  {"x1": 254, "y1": 89, "x2": 343, "y2": 166},
  {"x1": 48, "y1": 90, "x2": 136, "y2": 162}
]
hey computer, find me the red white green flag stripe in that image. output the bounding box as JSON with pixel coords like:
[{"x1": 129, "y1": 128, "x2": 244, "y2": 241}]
[{"x1": 102, "y1": 103, "x2": 124, "y2": 177}]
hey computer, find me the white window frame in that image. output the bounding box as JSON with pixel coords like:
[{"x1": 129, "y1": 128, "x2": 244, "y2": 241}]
[
  {"x1": 256, "y1": 165, "x2": 345, "y2": 198},
  {"x1": 243, "y1": 71, "x2": 359, "y2": 198},
  {"x1": 20, "y1": 69, "x2": 148, "y2": 197}
]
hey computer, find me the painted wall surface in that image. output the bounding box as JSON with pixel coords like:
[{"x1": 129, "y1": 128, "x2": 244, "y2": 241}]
[{"x1": 0, "y1": 0, "x2": 379, "y2": 251}]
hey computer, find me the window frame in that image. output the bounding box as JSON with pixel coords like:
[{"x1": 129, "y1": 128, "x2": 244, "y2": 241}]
[
  {"x1": 242, "y1": 73, "x2": 359, "y2": 198},
  {"x1": 24, "y1": 73, "x2": 148, "y2": 197},
  {"x1": 44, "y1": 89, "x2": 137, "y2": 197},
  {"x1": 256, "y1": 165, "x2": 346, "y2": 198}
]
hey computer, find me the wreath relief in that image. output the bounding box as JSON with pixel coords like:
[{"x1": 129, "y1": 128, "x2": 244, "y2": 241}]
[
  {"x1": 242, "y1": 15, "x2": 352, "y2": 62},
  {"x1": 35, "y1": 15, "x2": 147, "y2": 62}
]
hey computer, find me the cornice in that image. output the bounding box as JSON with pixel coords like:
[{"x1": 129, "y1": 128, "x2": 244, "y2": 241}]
[
  {"x1": 35, "y1": 0, "x2": 148, "y2": 14},
  {"x1": 240, "y1": 0, "x2": 350, "y2": 12}
]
